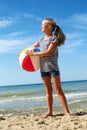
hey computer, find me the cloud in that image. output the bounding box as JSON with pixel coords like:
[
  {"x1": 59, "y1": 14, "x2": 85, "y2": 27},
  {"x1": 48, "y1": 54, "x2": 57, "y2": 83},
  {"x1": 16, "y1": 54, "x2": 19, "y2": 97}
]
[
  {"x1": 0, "y1": 12, "x2": 42, "y2": 53},
  {"x1": 23, "y1": 13, "x2": 41, "y2": 20},
  {"x1": 66, "y1": 33, "x2": 82, "y2": 39},
  {"x1": 13, "y1": 12, "x2": 42, "y2": 21},
  {"x1": 0, "y1": 32, "x2": 40, "y2": 53},
  {"x1": 59, "y1": 13, "x2": 87, "y2": 54},
  {"x1": 60, "y1": 39, "x2": 83, "y2": 54},
  {"x1": 65, "y1": 39, "x2": 84, "y2": 48},
  {"x1": 72, "y1": 14, "x2": 87, "y2": 30},
  {"x1": 19, "y1": 13, "x2": 42, "y2": 22},
  {"x1": 59, "y1": 31, "x2": 86, "y2": 55},
  {"x1": 0, "y1": 13, "x2": 87, "y2": 54},
  {"x1": 0, "y1": 13, "x2": 42, "y2": 28},
  {"x1": 2, "y1": 32, "x2": 25, "y2": 38},
  {"x1": 0, "y1": 19, "x2": 12, "y2": 28},
  {"x1": 72, "y1": 14, "x2": 87, "y2": 23},
  {"x1": 62, "y1": 13, "x2": 87, "y2": 30},
  {"x1": 65, "y1": 32, "x2": 86, "y2": 49}
]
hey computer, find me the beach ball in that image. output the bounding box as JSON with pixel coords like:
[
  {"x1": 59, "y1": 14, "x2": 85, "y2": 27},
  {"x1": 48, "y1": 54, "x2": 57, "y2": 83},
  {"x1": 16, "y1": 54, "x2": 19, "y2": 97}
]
[{"x1": 18, "y1": 47, "x2": 40, "y2": 72}]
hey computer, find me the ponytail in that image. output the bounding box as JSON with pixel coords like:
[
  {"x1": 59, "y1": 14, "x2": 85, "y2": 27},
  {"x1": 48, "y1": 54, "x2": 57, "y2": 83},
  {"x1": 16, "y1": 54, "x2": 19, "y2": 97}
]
[{"x1": 54, "y1": 25, "x2": 66, "y2": 46}]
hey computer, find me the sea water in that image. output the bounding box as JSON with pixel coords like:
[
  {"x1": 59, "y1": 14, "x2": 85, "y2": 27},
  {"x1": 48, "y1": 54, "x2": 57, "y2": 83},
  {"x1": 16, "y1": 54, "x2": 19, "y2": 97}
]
[{"x1": 0, "y1": 80, "x2": 87, "y2": 115}]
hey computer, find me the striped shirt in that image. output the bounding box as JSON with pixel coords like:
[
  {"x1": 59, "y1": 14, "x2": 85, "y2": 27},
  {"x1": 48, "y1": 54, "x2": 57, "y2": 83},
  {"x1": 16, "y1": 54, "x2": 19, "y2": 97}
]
[{"x1": 38, "y1": 35, "x2": 59, "y2": 72}]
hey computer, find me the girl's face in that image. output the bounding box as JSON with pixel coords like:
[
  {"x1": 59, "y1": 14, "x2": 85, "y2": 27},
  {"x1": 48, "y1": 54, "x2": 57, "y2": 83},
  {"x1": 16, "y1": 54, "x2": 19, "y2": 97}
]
[{"x1": 41, "y1": 21, "x2": 54, "y2": 34}]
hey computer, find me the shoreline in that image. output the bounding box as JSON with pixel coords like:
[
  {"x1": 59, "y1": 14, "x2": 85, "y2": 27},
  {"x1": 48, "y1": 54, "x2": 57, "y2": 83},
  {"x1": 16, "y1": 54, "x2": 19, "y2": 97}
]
[
  {"x1": 0, "y1": 104, "x2": 87, "y2": 116},
  {"x1": 0, "y1": 112, "x2": 87, "y2": 130}
]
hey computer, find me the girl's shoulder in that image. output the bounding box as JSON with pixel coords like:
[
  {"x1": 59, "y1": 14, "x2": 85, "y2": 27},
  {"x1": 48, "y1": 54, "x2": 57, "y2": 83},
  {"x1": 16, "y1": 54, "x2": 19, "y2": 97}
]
[
  {"x1": 50, "y1": 35, "x2": 58, "y2": 42},
  {"x1": 38, "y1": 37, "x2": 44, "y2": 43}
]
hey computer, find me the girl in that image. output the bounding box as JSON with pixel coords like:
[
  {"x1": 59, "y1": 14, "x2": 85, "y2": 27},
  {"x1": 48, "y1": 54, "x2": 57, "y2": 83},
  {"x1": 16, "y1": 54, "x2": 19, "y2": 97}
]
[{"x1": 27, "y1": 18, "x2": 72, "y2": 118}]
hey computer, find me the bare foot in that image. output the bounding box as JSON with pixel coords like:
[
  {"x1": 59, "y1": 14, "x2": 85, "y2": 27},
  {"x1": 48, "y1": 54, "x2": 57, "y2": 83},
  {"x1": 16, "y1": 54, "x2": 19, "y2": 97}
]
[
  {"x1": 42, "y1": 113, "x2": 53, "y2": 118},
  {"x1": 65, "y1": 112, "x2": 74, "y2": 118}
]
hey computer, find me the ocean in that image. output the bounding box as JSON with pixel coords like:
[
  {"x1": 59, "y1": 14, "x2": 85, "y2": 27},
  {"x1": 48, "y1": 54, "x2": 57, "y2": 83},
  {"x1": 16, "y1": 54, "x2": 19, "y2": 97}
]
[{"x1": 0, "y1": 80, "x2": 87, "y2": 116}]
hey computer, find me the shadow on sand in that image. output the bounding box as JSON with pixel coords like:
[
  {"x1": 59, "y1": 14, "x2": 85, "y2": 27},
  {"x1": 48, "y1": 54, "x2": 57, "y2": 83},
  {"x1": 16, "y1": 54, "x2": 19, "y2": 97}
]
[{"x1": 52, "y1": 111, "x2": 87, "y2": 117}]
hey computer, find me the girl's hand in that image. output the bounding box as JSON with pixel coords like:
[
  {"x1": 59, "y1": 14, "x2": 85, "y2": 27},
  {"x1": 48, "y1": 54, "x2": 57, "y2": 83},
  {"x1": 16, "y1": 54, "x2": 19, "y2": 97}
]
[{"x1": 26, "y1": 50, "x2": 35, "y2": 56}]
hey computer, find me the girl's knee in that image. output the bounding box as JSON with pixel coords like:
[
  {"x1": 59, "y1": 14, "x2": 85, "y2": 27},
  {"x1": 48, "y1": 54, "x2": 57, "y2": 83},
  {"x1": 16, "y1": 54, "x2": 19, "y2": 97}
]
[{"x1": 55, "y1": 87, "x2": 63, "y2": 95}]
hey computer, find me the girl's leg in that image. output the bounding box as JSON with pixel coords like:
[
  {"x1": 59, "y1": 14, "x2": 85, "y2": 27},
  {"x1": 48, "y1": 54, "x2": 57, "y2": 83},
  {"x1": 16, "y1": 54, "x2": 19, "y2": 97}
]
[
  {"x1": 42, "y1": 76, "x2": 53, "y2": 118},
  {"x1": 52, "y1": 75, "x2": 71, "y2": 116}
]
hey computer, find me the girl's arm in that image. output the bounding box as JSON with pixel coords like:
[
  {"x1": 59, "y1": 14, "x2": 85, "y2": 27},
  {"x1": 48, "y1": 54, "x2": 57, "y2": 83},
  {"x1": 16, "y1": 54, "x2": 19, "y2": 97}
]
[{"x1": 29, "y1": 42, "x2": 57, "y2": 56}]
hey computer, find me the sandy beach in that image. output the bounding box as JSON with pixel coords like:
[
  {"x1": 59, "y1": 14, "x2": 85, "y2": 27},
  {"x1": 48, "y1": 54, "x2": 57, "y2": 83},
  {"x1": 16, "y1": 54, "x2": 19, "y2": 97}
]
[
  {"x1": 0, "y1": 81, "x2": 87, "y2": 130},
  {"x1": 0, "y1": 112, "x2": 87, "y2": 130}
]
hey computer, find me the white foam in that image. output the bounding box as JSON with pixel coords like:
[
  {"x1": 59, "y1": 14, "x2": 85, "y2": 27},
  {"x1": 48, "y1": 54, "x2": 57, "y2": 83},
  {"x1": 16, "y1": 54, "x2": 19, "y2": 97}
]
[
  {"x1": 65, "y1": 92, "x2": 87, "y2": 99},
  {"x1": 0, "y1": 92, "x2": 87, "y2": 104}
]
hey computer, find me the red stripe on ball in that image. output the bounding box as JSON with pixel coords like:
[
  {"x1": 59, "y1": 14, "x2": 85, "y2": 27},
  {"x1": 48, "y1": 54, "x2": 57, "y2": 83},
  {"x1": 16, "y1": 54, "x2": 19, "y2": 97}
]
[{"x1": 22, "y1": 55, "x2": 35, "y2": 72}]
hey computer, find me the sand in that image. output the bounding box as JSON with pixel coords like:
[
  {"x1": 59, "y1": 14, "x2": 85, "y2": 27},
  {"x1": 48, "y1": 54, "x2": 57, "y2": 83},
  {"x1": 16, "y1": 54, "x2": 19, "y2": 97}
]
[{"x1": 0, "y1": 112, "x2": 87, "y2": 130}]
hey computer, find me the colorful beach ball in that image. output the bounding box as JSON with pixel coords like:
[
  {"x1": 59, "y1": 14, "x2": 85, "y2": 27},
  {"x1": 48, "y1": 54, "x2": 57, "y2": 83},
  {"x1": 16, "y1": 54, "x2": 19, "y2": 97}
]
[{"x1": 18, "y1": 47, "x2": 40, "y2": 72}]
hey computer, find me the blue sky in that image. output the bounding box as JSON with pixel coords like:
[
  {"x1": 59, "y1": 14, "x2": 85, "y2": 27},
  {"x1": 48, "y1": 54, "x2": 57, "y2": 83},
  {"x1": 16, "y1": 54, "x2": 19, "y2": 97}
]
[{"x1": 0, "y1": 0, "x2": 87, "y2": 86}]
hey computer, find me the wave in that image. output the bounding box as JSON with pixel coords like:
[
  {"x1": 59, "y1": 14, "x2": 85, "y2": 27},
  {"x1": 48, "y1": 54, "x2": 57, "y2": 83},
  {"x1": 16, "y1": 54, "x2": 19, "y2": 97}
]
[
  {"x1": 69, "y1": 99, "x2": 87, "y2": 105},
  {"x1": 0, "y1": 92, "x2": 87, "y2": 104},
  {"x1": 0, "y1": 96, "x2": 46, "y2": 104},
  {"x1": 65, "y1": 92, "x2": 87, "y2": 99},
  {"x1": 0, "y1": 90, "x2": 45, "y2": 98},
  {"x1": 1, "y1": 89, "x2": 86, "y2": 99}
]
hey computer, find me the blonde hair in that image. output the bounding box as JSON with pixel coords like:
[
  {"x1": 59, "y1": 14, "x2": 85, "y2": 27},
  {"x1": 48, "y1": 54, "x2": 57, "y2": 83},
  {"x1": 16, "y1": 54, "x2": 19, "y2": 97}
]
[{"x1": 43, "y1": 18, "x2": 66, "y2": 46}]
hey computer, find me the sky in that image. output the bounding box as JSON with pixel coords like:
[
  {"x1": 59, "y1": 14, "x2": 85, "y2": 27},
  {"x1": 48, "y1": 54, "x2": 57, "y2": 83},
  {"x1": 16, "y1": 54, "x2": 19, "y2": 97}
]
[{"x1": 0, "y1": 0, "x2": 87, "y2": 86}]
